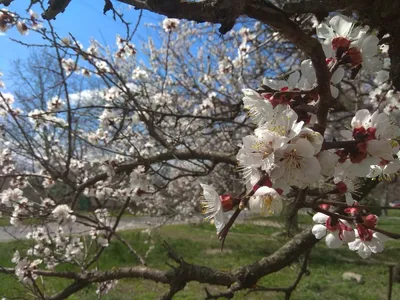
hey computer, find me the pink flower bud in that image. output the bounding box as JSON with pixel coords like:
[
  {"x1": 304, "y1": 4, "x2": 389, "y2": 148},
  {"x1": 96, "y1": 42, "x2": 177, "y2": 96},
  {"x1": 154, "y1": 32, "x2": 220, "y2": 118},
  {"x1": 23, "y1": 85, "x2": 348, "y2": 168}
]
[
  {"x1": 362, "y1": 214, "x2": 378, "y2": 228},
  {"x1": 344, "y1": 202, "x2": 360, "y2": 215},
  {"x1": 319, "y1": 203, "x2": 330, "y2": 210}
]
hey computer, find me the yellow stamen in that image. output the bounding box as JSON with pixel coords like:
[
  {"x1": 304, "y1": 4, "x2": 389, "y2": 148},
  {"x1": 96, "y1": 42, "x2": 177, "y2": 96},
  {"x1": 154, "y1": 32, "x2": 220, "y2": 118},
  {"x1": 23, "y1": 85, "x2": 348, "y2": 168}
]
[{"x1": 261, "y1": 195, "x2": 273, "y2": 216}]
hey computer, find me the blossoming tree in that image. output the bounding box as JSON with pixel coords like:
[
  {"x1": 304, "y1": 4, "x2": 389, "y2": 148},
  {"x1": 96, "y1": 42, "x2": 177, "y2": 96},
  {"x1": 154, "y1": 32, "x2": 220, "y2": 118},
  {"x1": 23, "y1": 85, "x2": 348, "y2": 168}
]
[{"x1": 0, "y1": 0, "x2": 400, "y2": 299}]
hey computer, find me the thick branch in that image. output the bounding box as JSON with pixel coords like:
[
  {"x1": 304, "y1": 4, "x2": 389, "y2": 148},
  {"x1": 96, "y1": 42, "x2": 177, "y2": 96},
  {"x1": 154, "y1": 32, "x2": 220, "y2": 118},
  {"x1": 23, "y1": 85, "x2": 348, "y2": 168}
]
[
  {"x1": 282, "y1": 0, "x2": 352, "y2": 15},
  {"x1": 234, "y1": 228, "x2": 316, "y2": 287},
  {"x1": 0, "y1": 228, "x2": 317, "y2": 299}
]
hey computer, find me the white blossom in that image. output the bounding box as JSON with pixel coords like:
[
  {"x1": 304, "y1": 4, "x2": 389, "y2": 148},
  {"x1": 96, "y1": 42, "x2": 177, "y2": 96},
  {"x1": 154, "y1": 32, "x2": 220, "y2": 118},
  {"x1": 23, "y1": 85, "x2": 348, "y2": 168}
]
[
  {"x1": 248, "y1": 186, "x2": 282, "y2": 216},
  {"x1": 162, "y1": 18, "x2": 180, "y2": 32},
  {"x1": 200, "y1": 184, "x2": 225, "y2": 234},
  {"x1": 52, "y1": 205, "x2": 76, "y2": 225}
]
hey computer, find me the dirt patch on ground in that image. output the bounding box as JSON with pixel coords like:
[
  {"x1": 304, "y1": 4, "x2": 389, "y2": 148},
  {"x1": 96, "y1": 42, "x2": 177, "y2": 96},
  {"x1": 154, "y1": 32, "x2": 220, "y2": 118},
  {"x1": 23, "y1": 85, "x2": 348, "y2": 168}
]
[{"x1": 246, "y1": 220, "x2": 284, "y2": 228}]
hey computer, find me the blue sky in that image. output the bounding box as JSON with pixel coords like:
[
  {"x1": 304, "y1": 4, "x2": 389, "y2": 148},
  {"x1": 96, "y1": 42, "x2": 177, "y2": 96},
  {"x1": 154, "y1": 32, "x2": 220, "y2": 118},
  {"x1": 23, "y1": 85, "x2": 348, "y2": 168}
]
[{"x1": 0, "y1": 0, "x2": 161, "y2": 84}]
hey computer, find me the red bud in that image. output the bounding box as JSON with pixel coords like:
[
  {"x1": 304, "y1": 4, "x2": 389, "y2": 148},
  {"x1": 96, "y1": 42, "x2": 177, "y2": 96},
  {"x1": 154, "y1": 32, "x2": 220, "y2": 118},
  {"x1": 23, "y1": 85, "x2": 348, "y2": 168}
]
[
  {"x1": 220, "y1": 194, "x2": 233, "y2": 211},
  {"x1": 336, "y1": 181, "x2": 348, "y2": 194},
  {"x1": 362, "y1": 214, "x2": 378, "y2": 228}
]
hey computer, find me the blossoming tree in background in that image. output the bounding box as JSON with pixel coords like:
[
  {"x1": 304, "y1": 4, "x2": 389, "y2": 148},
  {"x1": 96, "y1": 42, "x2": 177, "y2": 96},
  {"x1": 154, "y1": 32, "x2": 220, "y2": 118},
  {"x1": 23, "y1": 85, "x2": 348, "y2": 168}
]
[{"x1": 0, "y1": 0, "x2": 399, "y2": 299}]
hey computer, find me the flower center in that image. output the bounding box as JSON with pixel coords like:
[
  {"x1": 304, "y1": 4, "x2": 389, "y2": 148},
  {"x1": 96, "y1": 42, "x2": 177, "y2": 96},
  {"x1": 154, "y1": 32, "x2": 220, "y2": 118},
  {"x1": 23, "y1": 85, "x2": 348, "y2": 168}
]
[
  {"x1": 390, "y1": 140, "x2": 399, "y2": 149},
  {"x1": 332, "y1": 37, "x2": 351, "y2": 51},
  {"x1": 336, "y1": 181, "x2": 348, "y2": 194},
  {"x1": 252, "y1": 141, "x2": 273, "y2": 159},
  {"x1": 299, "y1": 132, "x2": 316, "y2": 143},
  {"x1": 261, "y1": 195, "x2": 273, "y2": 215},
  {"x1": 283, "y1": 149, "x2": 302, "y2": 169}
]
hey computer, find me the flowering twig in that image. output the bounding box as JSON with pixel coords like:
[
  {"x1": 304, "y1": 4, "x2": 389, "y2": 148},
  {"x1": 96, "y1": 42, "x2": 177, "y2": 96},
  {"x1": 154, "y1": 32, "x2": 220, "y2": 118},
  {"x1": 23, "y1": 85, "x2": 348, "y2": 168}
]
[
  {"x1": 313, "y1": 206, "x2": 400, "y2": 240},
  {"x1": 218, "y1": 173, "x2": 270, "y2": 249},
  {"x1": 317, "y1": 200, "x2": 400, "y2": 210}
]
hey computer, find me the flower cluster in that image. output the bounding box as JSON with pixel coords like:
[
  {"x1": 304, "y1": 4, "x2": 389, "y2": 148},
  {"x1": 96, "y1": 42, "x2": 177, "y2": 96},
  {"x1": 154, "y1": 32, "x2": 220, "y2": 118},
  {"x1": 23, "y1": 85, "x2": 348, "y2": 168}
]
[
  {"x1": 0, "y1": 9, "x2": 41, "y2": 35},
  {"x1": 89, "y1": 208, "x2": 111, "y2": 247},
  {"x1": 336, "y1": 110, "x2": 400, "y2": 203},
  {"x1": 238, "y1": 89, "x2": 322, "y2": 194},
  {"x1": 198, "y1": 14, "x2": 397, "y2": 260},
  {"x1": 52, "y1": 204, "x2": 76, "y2": 225},
  {"x1": 317, "y1": 14, "x2": 383, "y2": 72},
  {"x1": 162, "y1": 18, "x2": 180, "y2": 32},
  {"x1": 0, "y1": 187, "x2": 32, "y2": 226},
  {"x1": 312, "y1": 204, "x2": 390, "y2": 258},
  {"x1": 115, "y1": 35, "x2": 136, "y2": 59}
]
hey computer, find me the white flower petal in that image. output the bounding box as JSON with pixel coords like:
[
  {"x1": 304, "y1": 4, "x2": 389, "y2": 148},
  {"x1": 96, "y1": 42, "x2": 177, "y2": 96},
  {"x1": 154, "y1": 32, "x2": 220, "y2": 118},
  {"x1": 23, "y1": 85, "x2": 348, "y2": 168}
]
[
  {"x1": 331, "y1": 67, "x2": 345, "y2": 84},
  {"x1": 318, "y1": 150, "x2": 339, "y2": 176},
  {"x1": 316, "y1": 23, "x2": 334, "y2": 40},
  {"x1": 367, "y1": 165, "x2": 382, "y2": 178},
  {"x1": 363, "y1": 56, "x2": 383, "y2": 72},
  {"x1": 367, "y1": 140, "x2": 394, "y2": 160},
  {"x1": 329, "y1": 14, "x2": 354, "y2": 37},
  {"x1": 357, "y1": 243, "x2": 372, "y2": 259},
  {"x1": 345, "y1": 193, "x2": 355, "y2": 206},
  {"x1": 330, "y1": 85, "x2": 339, "y2": 98},
  {"x1": 341, "y1": 229, "x2": 356, "y2": 243},
  {"x1": 373, "y1": 232, "x2": 390, "y2": 243},
  {"x1": 361, "y1": 35, "x2": 379, "y2": 57},
  {"x1": 294, "y1": 139, "x2": 315, "y2": 157},
  {"x1": 384, "y1": 161, "x2": 400, "y2": 175},
  {"x1": 263, "y1": 78, "x2": 286, "y2": 90},
  {"x1": 367, "y1": 239, "x2": 384, "y2": 253},
  {"x1": 322, "y1": 43, "x2": 335, "y2": 58},
  {"x1": 287, "y1": 71, "x2": 300, "y2": 88},
  {"x1": 200, "y1": 184, "x2": 221, "y2": 217},
  {"x1": 374, "y1": 70, "x2": 389, "y2": 85},
  {"x1": 253, "y1": 186, "x2": 275, "y2": 197},
  {"x1": 214, "y1": 210, "x2": 225, "y2": 234},
  {"x1": 312, "y1": 224, "x2": 327, "y2": 239},
  {"x1": 300, "y1": 59, "x2": 316, "y2": 83},
  {"x1": 325, "y1": 231, "x2": 343, "y2": 248},
  {"x1": 270, "y1": 197, "x2": 283, "y2": 214},
  {"x1": 302, "y1": 157, "x2": 322, "y2": 177},
  {"x1": 351, "y1": 109, "x2": 371, "y2": 128},
  {"x1": 348, "y1": 239, "x2": 361, "y2": 251},
  {"x1": 313, "y1": 212, "x2": 329, "y2": 224}
]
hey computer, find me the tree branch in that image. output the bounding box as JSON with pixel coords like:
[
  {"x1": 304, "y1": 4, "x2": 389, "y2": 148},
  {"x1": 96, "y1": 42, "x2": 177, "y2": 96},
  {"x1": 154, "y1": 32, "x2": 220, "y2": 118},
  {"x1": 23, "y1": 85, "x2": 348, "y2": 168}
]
[
  {"x1": 1, "y1": 228, "x2": 317, "y2": 299},
  {"x1": 76, "y1": 149, "x2": 237, "y2": 193}
]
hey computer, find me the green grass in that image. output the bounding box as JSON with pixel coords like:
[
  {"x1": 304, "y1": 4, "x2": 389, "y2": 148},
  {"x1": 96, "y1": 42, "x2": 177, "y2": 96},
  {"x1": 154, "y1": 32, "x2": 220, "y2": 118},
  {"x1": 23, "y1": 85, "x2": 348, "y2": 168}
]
[
  {"x1": 0, "y1": 214, "x2": 399, "y2": 300},
  {"x1": 0, "y1": 217, "x2": 44, "y2": 227}
]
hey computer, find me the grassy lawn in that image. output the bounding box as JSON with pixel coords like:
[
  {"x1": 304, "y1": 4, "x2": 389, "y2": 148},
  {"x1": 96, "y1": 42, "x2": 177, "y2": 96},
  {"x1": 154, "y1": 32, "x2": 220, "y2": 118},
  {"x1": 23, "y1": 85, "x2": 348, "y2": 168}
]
[{"x1": 0, "y1": 212, "x2": 399, "y2": 299}]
